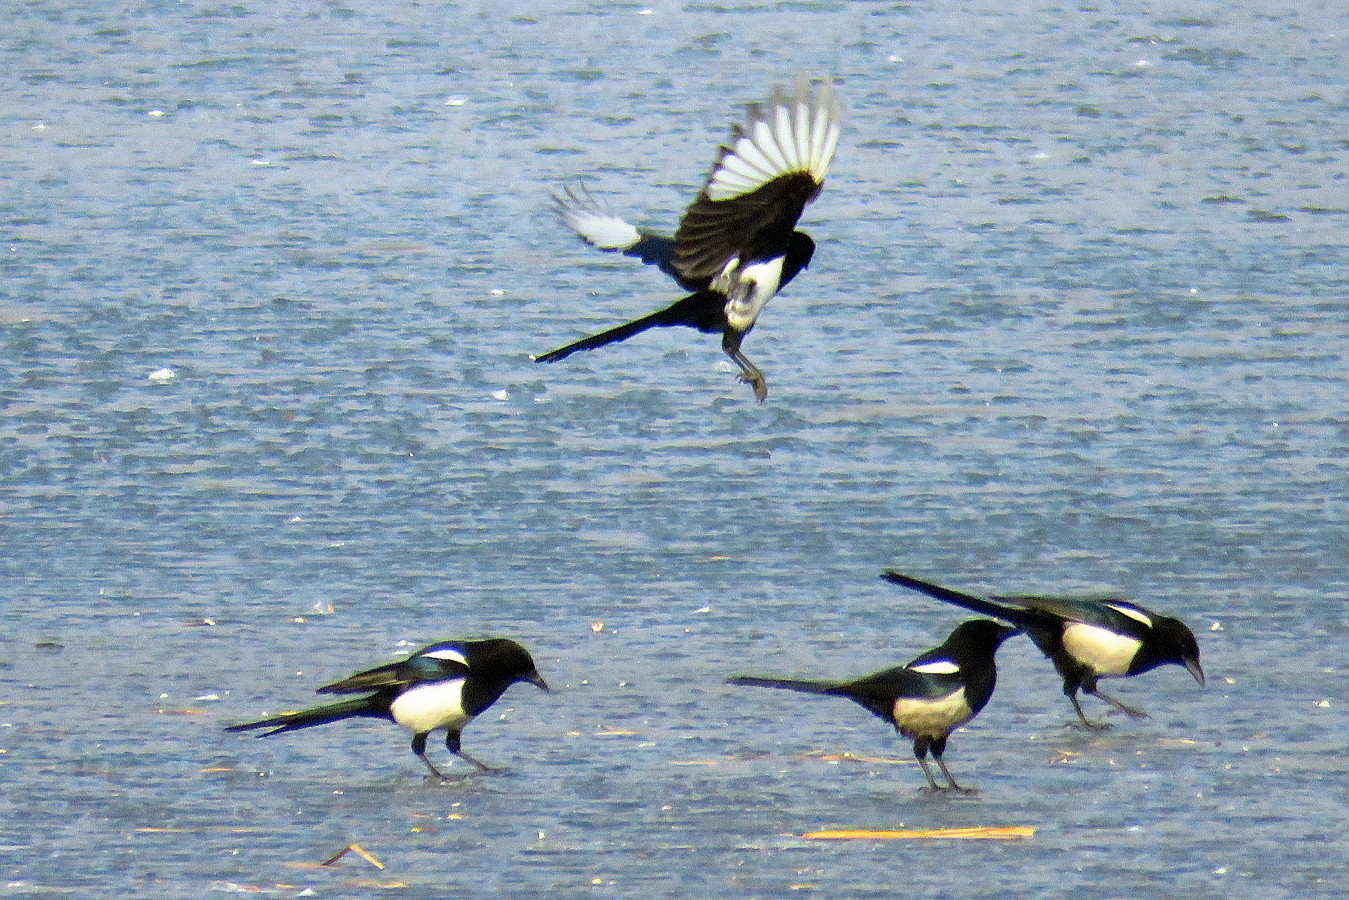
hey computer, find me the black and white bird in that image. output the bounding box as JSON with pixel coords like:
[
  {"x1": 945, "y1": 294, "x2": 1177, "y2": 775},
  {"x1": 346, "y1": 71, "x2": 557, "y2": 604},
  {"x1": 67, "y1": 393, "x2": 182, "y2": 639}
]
[
  {"x1": 225, "y1": 638, "x2": 549, "y2": 778},
  {"x1": 881, "y1": 571, "x2": 1205, "y2": 730},
  {"x1": 729, "y1": 619, "x2": 1018, "y2": 792},
  {"x1": 536, "y1": 79, "x2": 843, "y2": 402}
]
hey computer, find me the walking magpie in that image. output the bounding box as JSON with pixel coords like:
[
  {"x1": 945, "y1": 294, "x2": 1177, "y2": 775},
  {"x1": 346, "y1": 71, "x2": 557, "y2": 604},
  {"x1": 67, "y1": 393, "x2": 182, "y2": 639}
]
[
  {"x1": 225, "y1": 638, "x2": 549, "y2": 778},
  {"x1": 881, "y1": 571, "x2": 1204, "y2": 729},
  {"x1": 729, "y1": 619, "x2": 1018, "y2": 792},
  {"x1": 536, "y1": 79, "x2": 843, "y2": 402}
]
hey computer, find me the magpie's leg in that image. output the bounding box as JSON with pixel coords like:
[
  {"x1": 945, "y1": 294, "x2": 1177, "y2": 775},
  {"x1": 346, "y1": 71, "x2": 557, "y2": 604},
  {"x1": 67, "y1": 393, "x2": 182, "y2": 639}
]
[
  {"x1": 930, "y1": 737, "x2": 976, "y2": 794},
  {"x1": 1087, "y1": 687, "x2": 1149, "y2": 721},
  {"x1": 447, "y1": 730, "x2": 508, "y2": 775},
  {"x1": 722, "y1": 332, "x2": 767, "y2": 403},
  {"x1": 916, "y1": 756, "x2": 942, "y2": 792},
  {"x1": 412, "y1": 732, "x2": 452, "y2": 780},
  {"x1": 1066, "y1": 684, "x2": 1112, "y2": 730},
  {"x1": 934, "y1": 757, "x2": 975, "y2": 795},
  {"x1": 913, "y1": 738, "x2": 951, "y2": 793}
]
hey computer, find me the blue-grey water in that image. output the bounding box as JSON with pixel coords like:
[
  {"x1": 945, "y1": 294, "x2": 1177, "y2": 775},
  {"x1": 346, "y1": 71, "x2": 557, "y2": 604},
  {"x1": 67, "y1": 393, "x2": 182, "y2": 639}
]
[{"x1": 2, "y1": 0, "x2": 1347, "y2": 896}]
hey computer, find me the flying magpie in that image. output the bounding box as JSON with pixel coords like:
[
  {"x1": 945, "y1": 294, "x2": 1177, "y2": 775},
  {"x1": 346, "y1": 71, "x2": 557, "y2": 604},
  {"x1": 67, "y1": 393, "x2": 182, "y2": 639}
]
[
  {"x1": 536, "y1": 78, "x2": 843, "y2": 402},
  {"x1": 881, "y1": 571, "x2": 1205, "y2": 730},
  {"x1": 225, "y1": 637, "x2": 549, "y2": 778},
  {"x1": 729, "y1": 619, "x2": 1018, "y2": 793}
]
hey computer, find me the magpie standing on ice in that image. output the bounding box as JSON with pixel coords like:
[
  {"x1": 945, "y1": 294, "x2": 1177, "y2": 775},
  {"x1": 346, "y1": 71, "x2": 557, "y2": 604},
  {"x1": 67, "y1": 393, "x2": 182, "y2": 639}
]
[
  {"x1": 881, "y1": 571, "x2": 1204, "y2": 730},
  {"x1": 225, "y1": 638, "x2": 549, "y2": 778},
  {"x1": 535, "y1": 79, "x2": 843, "y2": 402},
  {"x1": 729, "y1": 619, "x2": 1018, "y2": 793}
]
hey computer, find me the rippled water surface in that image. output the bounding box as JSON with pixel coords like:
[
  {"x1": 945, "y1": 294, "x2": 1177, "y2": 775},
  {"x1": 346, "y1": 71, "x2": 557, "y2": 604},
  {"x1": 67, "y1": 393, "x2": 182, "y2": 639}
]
[{"x1": 2, "y1": 1, "x2": 1347, "y2": 897}]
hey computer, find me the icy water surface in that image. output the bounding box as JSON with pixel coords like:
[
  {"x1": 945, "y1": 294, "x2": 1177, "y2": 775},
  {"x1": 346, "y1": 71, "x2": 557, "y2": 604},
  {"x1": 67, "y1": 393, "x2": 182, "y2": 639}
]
[{"x1": 2, "y1": 0, "x2": 1348, "y2": 897}]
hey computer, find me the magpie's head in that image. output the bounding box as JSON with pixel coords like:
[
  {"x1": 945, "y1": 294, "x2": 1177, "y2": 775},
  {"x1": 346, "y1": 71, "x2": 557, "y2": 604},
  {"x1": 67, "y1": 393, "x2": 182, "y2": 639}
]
[
  {"x1": 943, "y1": 618, "x2": 1020, "y2": 660},
  {"x1": 789, "y1": 232, "x2": 815, "y2": 268},
  {"x1": 1145, "y1": 616, "x2": 1204, "y2": 687},
  {"x1": 988, "y1": 620, "x2": 1021, "y2": 649},
  {"x1": 1174, "y1": 623, "x2": 1204, "y2": 687},
  {"x1": 525, "y1": 668, "x2": 551, "y2": 692},
  {"x1": 468, "y1": 638, "x2": 551, "y2": 692}
]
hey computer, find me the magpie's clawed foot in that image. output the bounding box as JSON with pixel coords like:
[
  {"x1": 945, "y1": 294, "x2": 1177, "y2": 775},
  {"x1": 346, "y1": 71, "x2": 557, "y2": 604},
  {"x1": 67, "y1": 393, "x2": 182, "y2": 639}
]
[
  {"x1": 738, "y1": 371, "x2": 768, "y2": 403},
  {"x1": 457, "y1": 751, "x2": 512, "y2": 776},
  {"x1": 1091, "y1": 692, "x2": 1150, "y2": 723},
  {"x1": 1070, "y1": 718, "x2": 1114, "y2": 731},
  {"x1": 920, "y1": 784, "x2": 979, "y2": 797}
]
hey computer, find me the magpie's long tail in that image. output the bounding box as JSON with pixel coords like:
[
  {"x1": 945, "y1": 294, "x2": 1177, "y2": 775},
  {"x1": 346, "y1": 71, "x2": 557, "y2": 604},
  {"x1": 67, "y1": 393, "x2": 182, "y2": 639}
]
[
  {"x1": 224, "y1": 696, "x2": 380, "y2": 737},
  {"x1": 533, "y1": 303, "x2": 693, "y2": 363},
  {"x1": 727, "y1": 675, "x2": 847, "y2": 697},
  {"x1": 880, "y1": 570, "x2": 1034, "y2": 629}
]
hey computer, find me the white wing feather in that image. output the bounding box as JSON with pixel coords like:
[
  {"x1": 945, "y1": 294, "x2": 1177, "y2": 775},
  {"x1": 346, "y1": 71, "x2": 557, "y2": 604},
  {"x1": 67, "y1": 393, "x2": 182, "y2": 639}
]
[
  {"x1": 554, "y1": 184, "x2": 641, "y2": 250},
  {"x1": 705, "y1": 80, "x2": 842, "y2": 202}
]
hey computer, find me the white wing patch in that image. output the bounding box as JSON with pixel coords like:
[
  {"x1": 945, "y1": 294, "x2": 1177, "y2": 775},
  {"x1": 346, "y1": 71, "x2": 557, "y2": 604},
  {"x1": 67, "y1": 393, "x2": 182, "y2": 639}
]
[
  {"x1": 705, "y1": 80, "x2": 843, "y2": 202},
  {"x1": 1062, "y1": 623, "x2": 1142, "y2": 677},
  {"x1": 555, "y1": 184, "x2": 641, "y2": 250},
  {"x1": 1105, "y1": 602, "x2": 1153, "y2": 628},
  {"x1": 422, "y1": 647, "x2": 469, "y2": 666},
  {"x1": 909, "y1": 659, "x2": 961, "y2": 676}
]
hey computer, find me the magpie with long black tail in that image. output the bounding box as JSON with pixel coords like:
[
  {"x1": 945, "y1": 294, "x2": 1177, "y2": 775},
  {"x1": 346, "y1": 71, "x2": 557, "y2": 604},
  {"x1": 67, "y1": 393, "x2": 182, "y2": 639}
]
[
  {"x1": 225, "y1": 638, "x2": 549, "y2": 779},
  {"x1": 881, "y1": 571, "x2": 1204, "y2": 730},
  {"x1": 536, "y1": 79, "x2": 843, "y2": 403},
  {"x1": 729, "y1": 619, "x2": 1018, "y2": 793}
]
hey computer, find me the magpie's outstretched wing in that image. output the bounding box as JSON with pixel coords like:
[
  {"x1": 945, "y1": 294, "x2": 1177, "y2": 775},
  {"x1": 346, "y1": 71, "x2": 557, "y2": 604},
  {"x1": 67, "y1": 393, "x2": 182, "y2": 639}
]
[
  {"x1": 673, "y1": 80, "x2": 842, "y2": 281},
  {"x1": 553, "y1": 183, "x2": 685, "y2": 284}
]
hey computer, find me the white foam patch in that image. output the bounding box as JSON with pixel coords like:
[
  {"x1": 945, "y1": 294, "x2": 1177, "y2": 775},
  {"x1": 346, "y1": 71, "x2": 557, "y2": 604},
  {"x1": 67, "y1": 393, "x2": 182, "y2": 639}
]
[
  {"x1": 893, "y1": 688, "x2": 973, "y2": 740},
  {"x1": 390, "y1": 679, "x2": 469, "y2": 734},
  {"x1": 1105, "y1": 603, "x2": 1154, "y2": 628},
  {"x1": 1062, "y1": 623, "x2": 1142, "y2": 677},
  {"x1": 422, "y1": 647, "x2": 469, "y2": 666},
  {"x1": 909, "y1": 659, "x2": 961, "y2": 675},
  {"x1": 705, "y1": 81, "x2": 843, "y2": 202}
]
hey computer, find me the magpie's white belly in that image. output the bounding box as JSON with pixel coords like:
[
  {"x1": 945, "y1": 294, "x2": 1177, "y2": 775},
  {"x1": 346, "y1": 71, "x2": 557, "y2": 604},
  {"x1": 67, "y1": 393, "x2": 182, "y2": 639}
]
[
  {"x1": 1062, "y1": 623, "x2": 1142, "y2": 677},
  {"x1": 893, "y1": 688, "x2": 973, "y2": 740},
  {"x1": 722, "y1": 257, "x2": 786, "y2": 331},
  {"x1": 389, "y1": 680, "x2": 469, "y2": 734}
]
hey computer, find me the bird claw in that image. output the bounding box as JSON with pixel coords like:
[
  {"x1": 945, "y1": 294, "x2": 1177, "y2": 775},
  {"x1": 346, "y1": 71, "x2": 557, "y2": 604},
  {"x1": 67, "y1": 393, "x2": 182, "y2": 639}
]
[
  {"x1": 1070, "y1": 719, "x2": 1113, "y2": 731},
  {"x1": 921, "y1": 784, "x2": 978, "y2": 796},
  {"x1": 737, "y1": 372, "x2": 768, "y2": 403}
]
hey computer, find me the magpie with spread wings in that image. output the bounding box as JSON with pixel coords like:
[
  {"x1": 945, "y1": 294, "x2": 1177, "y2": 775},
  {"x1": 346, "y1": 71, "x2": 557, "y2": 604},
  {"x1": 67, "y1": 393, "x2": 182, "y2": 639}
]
[{"x1": 536, "y1": 79, "x2": 842, "y2": 402}]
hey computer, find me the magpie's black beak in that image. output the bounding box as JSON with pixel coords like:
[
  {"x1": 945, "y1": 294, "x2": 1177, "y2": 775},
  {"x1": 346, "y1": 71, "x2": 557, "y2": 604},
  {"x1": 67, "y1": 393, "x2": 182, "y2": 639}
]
[
  {"x1": 528, "y1": 671, "x2": 551, "y2": 692},
  {"x1": 1185, "y1": 657, "x2": 1205, "y2": 688}
]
